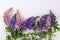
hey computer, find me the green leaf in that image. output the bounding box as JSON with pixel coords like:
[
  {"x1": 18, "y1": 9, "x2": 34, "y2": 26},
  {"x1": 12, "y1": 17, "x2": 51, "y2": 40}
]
[
  {"x1": 11, "y1": 30, "x2": 23, "y2": 39},
  {"x1": 6, "y1": 35, "x2": 11, "y2": 40},
  {"x1": 22, "y1": 33, "x2": 27, "y2": 40},
  {"x1": 5, "y1": 26, "x2": 12, "y2": 32},
  {"x1": 37, "y1": 32, "x2": 46, "y2": 40},
  {"x1": 53, "y1": 20, "x2": 60, "y2": 32}
]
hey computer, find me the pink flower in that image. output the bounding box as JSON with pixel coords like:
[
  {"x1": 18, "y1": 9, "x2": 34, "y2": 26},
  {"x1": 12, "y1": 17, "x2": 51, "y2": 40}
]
[
  {"x1": 3, "y1": 8, "x2": 13, "y2": 25},
  {"x1": 16, "y1": 10, "x2": 23, "y2": 29}
]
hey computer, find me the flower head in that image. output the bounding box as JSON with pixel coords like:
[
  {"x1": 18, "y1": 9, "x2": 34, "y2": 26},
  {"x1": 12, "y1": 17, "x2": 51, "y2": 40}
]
[
  {"x1": 9, "y1": 14, "x2": 16, "y2": 29},
  {"x1": 3, "y1": 8, "x2": 13, "y2": 25},
  {"x1": 49, "y1": 10, "x2": 56, "y2": 27},
  {"x1": 27, "y1": 16, "x2": 37, "y2": 29},
  {"x1": 16, "y1": 10, "x2": 23, "y2": 29},
  {"x1": 21, "y1": 17, "x2": 34, "y2": 30},
  {"x1": 37, "y1": 15, "x2": 47, "y2": 31},
  {"x1": 38, "y1": 10, "x2": 56, "y2": 31}
]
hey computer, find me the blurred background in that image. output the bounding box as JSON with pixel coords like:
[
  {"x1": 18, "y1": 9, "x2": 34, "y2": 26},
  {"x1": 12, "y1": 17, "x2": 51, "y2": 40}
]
[{"x1": 0, "y1": 0, "x2": 60, "y2": 40}]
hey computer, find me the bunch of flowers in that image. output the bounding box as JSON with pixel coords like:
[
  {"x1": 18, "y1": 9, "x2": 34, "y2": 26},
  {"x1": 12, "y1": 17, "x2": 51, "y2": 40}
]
[{"x1": 3, "y1": 8, "x2": 60, "y2": 40}]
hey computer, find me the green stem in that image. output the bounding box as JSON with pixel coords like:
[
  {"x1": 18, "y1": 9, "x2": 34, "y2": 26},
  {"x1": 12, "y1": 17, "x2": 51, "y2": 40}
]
[
  {"x1": 22, "y1": 33, "x2": 27, "y2": 40},
  {"x1": 45, "y1": 33, "x2": 47, "y2": 40},
  {"x1": 14, "y1": 38, "x2": 16, "y2": 40},
  {"x1": 35, "y1": 30, "x2": 36, "y2": 40},
  {"x1": 49, "y1": 29, "x2": 52, "y2": 40},
  {"x1": 39, "y1": 32, "x2": 42, "y2": 40},
  {"x1": 40, "y1": 38, "x2": 42, "y2": 40},
  {"x1": 30, "y1": 33, "x2": 33, "y2": 40},
  {"x1": 49, "y1": 33, "x2": 52, "y2": 40}
]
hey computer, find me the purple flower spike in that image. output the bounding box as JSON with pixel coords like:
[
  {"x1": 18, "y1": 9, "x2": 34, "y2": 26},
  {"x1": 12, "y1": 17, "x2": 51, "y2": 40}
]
[
  {"x1": 21, "y1": 17, "x2": 34, "y2": 30},
  {"x1": 38, "y1": 10, "x2": 56, "y2": 31},
  {"x1": 9, "y1": 14, "x2": 16, "y2": 29},
  {"x1": 49, "y1": 10, "x2": 56, "y2": 27},
  {"x1": 27, "y1": 16, "x2": 37, "y2": 29},
  {"x1": 37, "y1": 15, "x2": 46, "y2": 30}
]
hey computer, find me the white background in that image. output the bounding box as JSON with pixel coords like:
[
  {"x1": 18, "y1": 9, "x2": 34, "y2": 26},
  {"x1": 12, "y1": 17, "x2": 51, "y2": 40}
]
[{"x1": 0, "y1": 0, "x2": 60, "y2": 40}]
